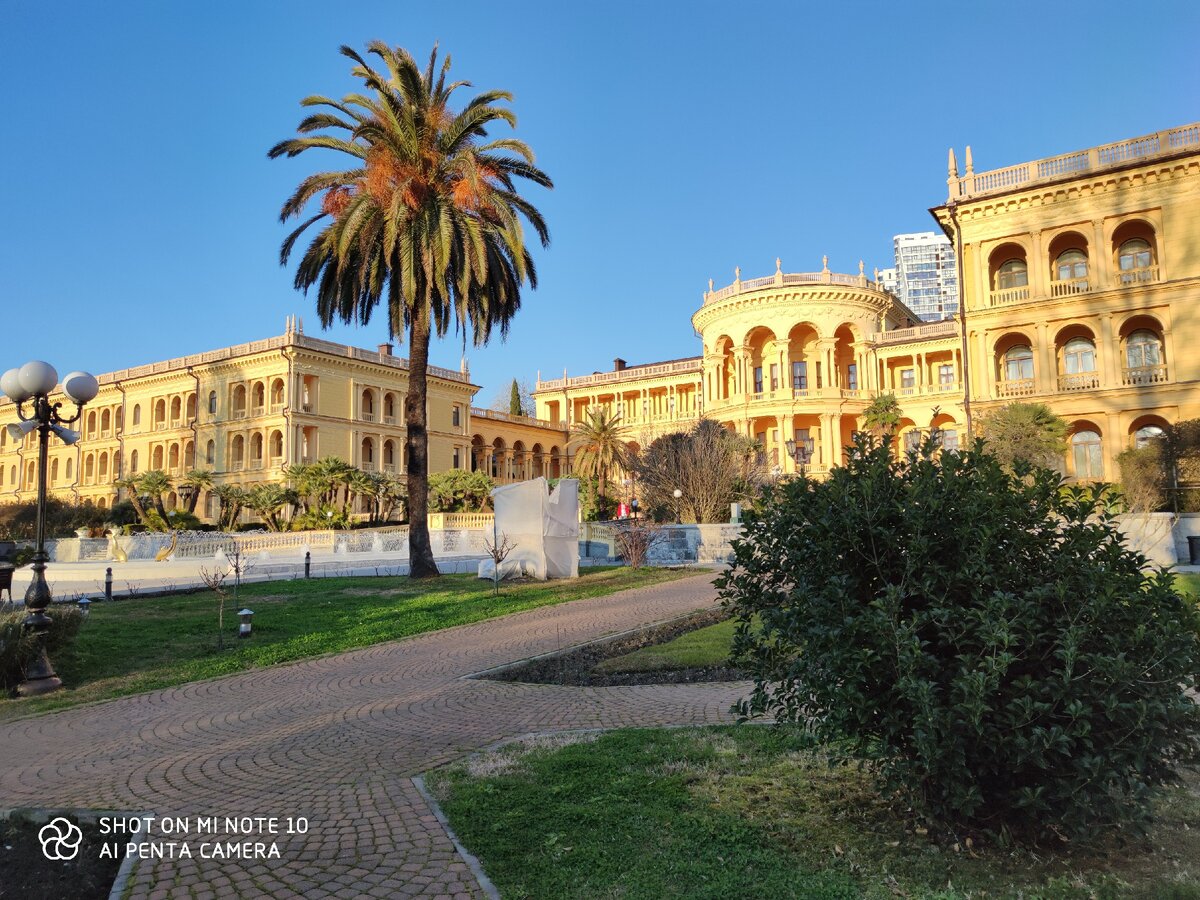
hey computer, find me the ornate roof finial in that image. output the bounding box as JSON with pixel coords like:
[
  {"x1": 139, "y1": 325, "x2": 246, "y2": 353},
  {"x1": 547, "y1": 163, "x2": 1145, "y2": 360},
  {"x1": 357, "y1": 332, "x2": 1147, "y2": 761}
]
[
  {"x1": 873, "y1": 266, "x2": 880, "y2": 282},
  {"x1": 964, "y1": 144, "x2": 974, "y2": 175},
  {"x1": 708, "y1": 277, "x2": 714, "y2": 292},
  {"x1": 858, "y1": 259, "x2": 865, "y2": 276},
  {"x1": 460, "y1": 355, "x2": 470, "y2": 376},
  {"x1": 734, "y1": 265, "x2": 741, "y2": 282},
  {"x1": 821, "y1": 254, "x2": 829, "y2": 273},
  {"x1": 948, "y1": 147, "x2": 958, "y2": 178},
  {"x1": 775, "y1": 257, "x2": 782, "y2": 273}
]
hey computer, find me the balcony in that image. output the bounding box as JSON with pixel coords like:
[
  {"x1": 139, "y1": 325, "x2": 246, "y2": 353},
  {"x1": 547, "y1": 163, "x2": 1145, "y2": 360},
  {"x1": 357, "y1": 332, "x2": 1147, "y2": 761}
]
[
  {"x1": 1050, "y1": 276, "x2": 1090, "y2": 298},
  {"x1": 996, "y1": 378, "x2": 1036, "y2": 398},
  {"x1": 1058, "y1": 373, "x2": 1100, "y2": 392},
  {"x1": 990, "y1": 286, "x2": 1030, "y2": 306},
  {"x1": 251, "y1": 406, "x2": 265, "y2": 417},
  {"x1": 1117, "y1": 265, "x2": 1160, "y2": 286},
  {"x1": 361, "y1": 412, "x2": 375, "y2": 422},
  {"x1": 1122, "y1": 365, "x2": 1169, "y2": 386},
  {"x1": 230, "y1": 460, "x2": 244, "y2": 472},
  {"x1": 383, "y1": 415, "x2": 397, "y2": 426}
]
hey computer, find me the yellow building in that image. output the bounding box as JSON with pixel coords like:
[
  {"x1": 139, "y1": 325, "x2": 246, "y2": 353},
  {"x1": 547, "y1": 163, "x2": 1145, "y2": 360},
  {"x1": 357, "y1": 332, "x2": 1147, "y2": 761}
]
[
  {"x1": 536, "y1": 121, "x2": 1200, "y2": 481},
  {"x1": 0, "y1": 318, "x2": 570, "y2": 522}
]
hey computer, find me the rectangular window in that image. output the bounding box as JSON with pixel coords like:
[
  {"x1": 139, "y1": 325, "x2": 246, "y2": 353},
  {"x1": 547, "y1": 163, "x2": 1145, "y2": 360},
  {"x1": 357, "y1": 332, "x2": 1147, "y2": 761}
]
[
  {"x1": 754, "y1": 367, "x2": 763, "y2": 394},
  {"x1": 453, "y1": 448, "x2": 460, "y2": 469},
  {"x1": 904, "y1": 430, "x2": 922, "y2": 452},
  {"x1": 847, "y1": 364, "x2": 858, "y2": 391},
  {"x1": 792, "y1": 361, "x2": 808, "y2": 390},
  {"x1": 900, "y1": 369, "x2": 915, "y2": 390},
  {"x1": 769, "y1": 364, "x2": 778, "y2": 391},
  {"x1": 452, "y1": 406, "x2": 461, "y2": 427},
  {"x1": 939, "y1": 364, "x2": 955, "y2": 385},
  {"x1": 940, "y1": 430, "x2": 959, "y2": 452}
]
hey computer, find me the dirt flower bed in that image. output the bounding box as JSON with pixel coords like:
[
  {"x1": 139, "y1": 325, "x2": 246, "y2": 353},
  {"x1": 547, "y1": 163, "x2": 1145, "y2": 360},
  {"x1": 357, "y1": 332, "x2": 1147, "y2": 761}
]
[
  {"x1": 482, "y1": 608, "x2": 747, "y2": 686},
  {"x1": 0, "y1": 812, "x2": 122, "y2": 900}
]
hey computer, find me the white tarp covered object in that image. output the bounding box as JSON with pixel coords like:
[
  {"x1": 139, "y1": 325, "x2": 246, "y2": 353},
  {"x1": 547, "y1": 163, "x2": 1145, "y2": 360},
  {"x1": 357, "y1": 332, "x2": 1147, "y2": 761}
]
[{"x1": 478, "y1": 477, "x2": 580, "y2": 581}]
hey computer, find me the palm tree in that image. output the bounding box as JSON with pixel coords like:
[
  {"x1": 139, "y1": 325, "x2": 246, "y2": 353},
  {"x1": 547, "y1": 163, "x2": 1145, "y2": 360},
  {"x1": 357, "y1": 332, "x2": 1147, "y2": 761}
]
[
  {"x1": 245, "y1": 483, "x2": 295, "y2": 532},
  {"x1": 137, "y1": 470, "x2": 173, "y2": 518},
  {"x1": 270, "y1": 43, "x2": 551, "y2": 578},
  {"x1": 211, "y1": 483, "x2": 248, "y2": 531},
  {"x1": 114, "y1": 475, "x2": 147, "y2": 524},
  {"x1": 569, "y1": 407, "x2": 631, "y2": 515}
]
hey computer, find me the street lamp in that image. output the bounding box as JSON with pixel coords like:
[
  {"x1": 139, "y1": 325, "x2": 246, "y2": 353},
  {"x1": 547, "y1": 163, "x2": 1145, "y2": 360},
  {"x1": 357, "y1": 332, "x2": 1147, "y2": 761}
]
[
  {"x1": 177, "y1": 482, "x2": 196, "y2": 515},
  {"x1": 672, "y1": 488, "x2": 682, "y2": 525},
  {"x1": 1, "y1": 361, "x2": 98, "y2": 696},
  {"x1": 785, "y1": 438, "x2": 814, "y2": 477}
]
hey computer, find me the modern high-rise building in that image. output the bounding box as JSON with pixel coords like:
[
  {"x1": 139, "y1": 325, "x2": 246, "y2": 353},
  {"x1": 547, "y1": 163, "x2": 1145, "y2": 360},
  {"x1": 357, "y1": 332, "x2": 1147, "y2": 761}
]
[{"x1": 889, "y1": 231, "x2": 959, "y2": 321}]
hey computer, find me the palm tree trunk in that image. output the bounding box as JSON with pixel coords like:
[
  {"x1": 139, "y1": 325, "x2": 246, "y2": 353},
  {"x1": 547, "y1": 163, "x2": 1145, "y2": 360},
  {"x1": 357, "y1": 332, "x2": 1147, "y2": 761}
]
[{"x1": 406, "y1": 307, "x2": 440, "y2": 578}]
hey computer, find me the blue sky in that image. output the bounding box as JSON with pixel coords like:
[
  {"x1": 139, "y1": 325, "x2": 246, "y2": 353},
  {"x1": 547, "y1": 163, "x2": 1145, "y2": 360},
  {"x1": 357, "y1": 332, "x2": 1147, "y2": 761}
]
[{"x1": 1, "y1": 1, "x2": 1197, "y2": 405}]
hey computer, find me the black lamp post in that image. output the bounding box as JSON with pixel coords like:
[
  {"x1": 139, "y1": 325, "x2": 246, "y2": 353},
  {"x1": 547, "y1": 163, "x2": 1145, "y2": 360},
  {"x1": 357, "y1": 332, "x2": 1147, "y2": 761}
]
[
  {"x1": 784, "y1": 437, "x2": 814, "y2": 477},
  {"x1": 672, "y1": 488, "x2": 682, "y2": 525},
  {"x1": 177, "y1": 482, "x2": 196, "y2": 515},
  {"x1": 1, "y1": 362, "x2": 98, "y2": 696}
]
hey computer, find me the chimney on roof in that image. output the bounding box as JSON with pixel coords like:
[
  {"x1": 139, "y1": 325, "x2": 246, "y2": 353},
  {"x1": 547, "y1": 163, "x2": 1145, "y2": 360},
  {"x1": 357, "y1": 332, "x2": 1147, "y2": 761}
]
[
  {"x1": 613, "y1": 358, "x2": 626, "y2": 372},
  {"x1": 378, "y1": 343, "x2": 393, "y2": 356}
]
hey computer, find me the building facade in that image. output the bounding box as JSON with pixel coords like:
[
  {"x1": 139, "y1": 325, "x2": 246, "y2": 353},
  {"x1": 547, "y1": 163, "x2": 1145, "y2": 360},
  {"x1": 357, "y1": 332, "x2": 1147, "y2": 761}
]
[
  {"x1": 536, "y1": 122, "x2": 1200, "y2": 485},
  {"x1": 889, "y1": 231, "x2": 959, "y2": 321},
  {"x1": 0, "y1": 319, "x2": 571, "y2": 522}
]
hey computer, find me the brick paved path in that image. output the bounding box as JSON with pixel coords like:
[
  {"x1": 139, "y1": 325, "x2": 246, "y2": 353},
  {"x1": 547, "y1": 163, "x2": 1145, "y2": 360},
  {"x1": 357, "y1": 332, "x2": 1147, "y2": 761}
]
[{"x1": 0, "y1": 573, "x2": 747, "y2": 898}]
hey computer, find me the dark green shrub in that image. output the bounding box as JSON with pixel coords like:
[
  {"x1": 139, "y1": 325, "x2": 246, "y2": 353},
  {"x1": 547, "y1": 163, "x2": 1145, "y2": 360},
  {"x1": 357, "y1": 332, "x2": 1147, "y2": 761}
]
[
  {"x1": 1, "y1": 605, "x2": 84, "y2": 691},
  {"x1": 721, "y1": 433, "x2": 1200, "y2": 841}
]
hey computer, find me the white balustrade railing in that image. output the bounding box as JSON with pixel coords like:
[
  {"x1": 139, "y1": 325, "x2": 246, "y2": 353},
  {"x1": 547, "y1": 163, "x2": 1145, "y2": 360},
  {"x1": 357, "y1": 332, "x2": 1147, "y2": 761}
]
[
  {"x1": 702, "y1": 270, "x2": 883, "y2": 307},
  {"x1": 952, "y1": 122, "x2": 1200, "y2": 200},
  {"x1": 536, "y1": 358, "x2": 702, "y2": 391},
  {"x1": 872, "y1": 320, "x2": 958, "y2": 345}
]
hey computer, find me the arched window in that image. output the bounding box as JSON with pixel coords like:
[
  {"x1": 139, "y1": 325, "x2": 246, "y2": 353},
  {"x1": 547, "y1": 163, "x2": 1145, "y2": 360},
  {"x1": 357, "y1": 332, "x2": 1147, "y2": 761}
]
[
  {"x1": 270, "y1": 379, "x2": 284, "y2": 407},
  {"x1": 186, "y1": 393, "x2": 197, "y2": 420},
  {"x1": 129, "y1": 449, "x2": 138, "y2": 473},
  {"x1": 1055, "y1": 249, "x2": 1088, "y2": 281},
  {"x1": 51, "y1": 458, "x2": 59, "y2": 483},
  {"x1": 1004, "y1": 345, "x2": 1034, "y2": 381},
  {"x1": 99, "y1": 452, "x2": 109, "y2": 480},
  {"x1": 361, "y1": 437, "x2": 374, "y2": 464},
  {"x1": 84, "y1": 454, "x2": 95, "y2": 482},
  {"x1": 86, "y1": 411, "x2": 97, "y2": 438},
  {"x1": 269, "y1": 430, "x2": 283, "y2": 460},
  {"x1": 1062, "y1": 338, "x2": 1096, "y2": 374},
  {"x1": 232, "y1": 385, "x2": 247, "y2": 416},
  {"x1": 208, "y1": 391, "x2": 217, "y2": 414},
  {"x1": 64, "y1": 458, "x2": 72, "y2": 480},
  {"x1": 996, "y1": 258, "x2": 1028, "y2": 290},
  {"x1": 1118, "y1": 238, "x2": 1152, "y2": 273},
  {"x1": 252, "y1": 382, "x2": 265, "y2": 411},
  {"x1": 132, "y1": 404, "x2": 141, "y2": 428},
  {"x1": 10, "y1": 465, "x2": 16, "y2": 485},
  {"x1": 231, "y1": 435, "x2": 245, "y2": 468},
  {"x1": 101, "y1": 409, "x2": 111, "y2": 434},
  {"x1": 206, "y1": 440, "x2": 215, "y2": 466},
  {"x1": 152, "y1": 445, "x2": 164, "y2": 469},
  {"x1": 170, "y1": 396, "x2": 182, "y2": 422},
  {"x1": 362, "y1": 390, "x2": 374, "y2": 420},
  {"x1": 1071, "y1": 431, "x2": 1103, "y2": 479},
  {"x1": 251, "y1": 433, "x2": 264, "y2": 462},
  {"x1": 184, "y1": 441, "x2": 195, "y2": 469},
  {"x1": 1126, "y1": 330, "x2": 1162, "y2": 369},
  {"x1": 1135, "y1": 425, "x2": 1165, "y2": 449}
]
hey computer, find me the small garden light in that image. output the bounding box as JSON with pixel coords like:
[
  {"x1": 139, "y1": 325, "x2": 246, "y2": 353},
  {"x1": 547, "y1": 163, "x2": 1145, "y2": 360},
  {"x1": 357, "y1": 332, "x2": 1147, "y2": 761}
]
[
  {"x1": 238, "y1": 608, "x2": 254, "y2": 638},
  {"x1": 77, "y1": 597, "x2": 91, "y2": 617}
]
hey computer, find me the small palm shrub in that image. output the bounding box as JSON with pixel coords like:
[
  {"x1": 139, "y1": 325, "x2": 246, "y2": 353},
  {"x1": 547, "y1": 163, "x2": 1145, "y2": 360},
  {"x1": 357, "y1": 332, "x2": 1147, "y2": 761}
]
[{"x1": 721, "y1": 433, "x2": 1200, "y2": 841}]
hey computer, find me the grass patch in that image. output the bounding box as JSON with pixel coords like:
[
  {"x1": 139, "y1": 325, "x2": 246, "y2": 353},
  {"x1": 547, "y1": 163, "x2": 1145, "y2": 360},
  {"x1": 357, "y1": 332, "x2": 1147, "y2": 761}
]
[
  {"x1": 1177, "y1": 572, "x2": 1200, "y2": 597},
  {"x1": 1, "y1": 566, "x2": 694, "y2": 721},
  {"x1": 594, "y1": 616, "x2": 738, "y2": 674},
  {"x1": 428, "y1": 726, "x2": 1200, "y2": 900}
]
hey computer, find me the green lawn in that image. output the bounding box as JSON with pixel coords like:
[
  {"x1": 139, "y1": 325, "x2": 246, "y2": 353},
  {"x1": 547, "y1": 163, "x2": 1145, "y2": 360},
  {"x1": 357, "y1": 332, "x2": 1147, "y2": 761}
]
[
  {"x1": 594, "y1": 616, "x2": 738, "y2": 674},
  {"x1": 1177, "y1": 572, "x2": 1200, "y2": 597},
  {"x1": 429, "y1": 726, "x2": 1200, "y2": 900},
  {"x1": 1, "y1": 566, "x2": 693, "y2": 722}
]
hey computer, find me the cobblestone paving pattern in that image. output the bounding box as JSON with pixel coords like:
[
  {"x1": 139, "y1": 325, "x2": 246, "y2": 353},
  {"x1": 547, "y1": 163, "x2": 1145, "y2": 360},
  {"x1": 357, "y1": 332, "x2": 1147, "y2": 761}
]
[{"x1": 0, "y1": 573, "x2": 748, "y2": 898}]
